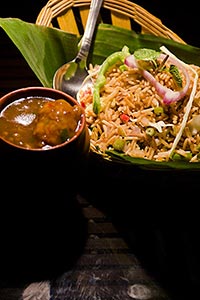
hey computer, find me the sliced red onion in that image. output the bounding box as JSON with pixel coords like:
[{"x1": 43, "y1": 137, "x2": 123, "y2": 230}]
[
  {"x1": 124, "y1": 55, "x2": 138, "y2": 69},
  {"x1": 124, "y1": 52, "x2": 190, "y2": 105}
]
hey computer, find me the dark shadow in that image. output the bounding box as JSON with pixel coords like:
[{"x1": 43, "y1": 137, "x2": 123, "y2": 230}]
[
  {"x1": 79, "y1": 153, "x2": 200, "y2": 300},
  {"x1": 0, "y1": 150, "x2": 88, "y2": 288}
]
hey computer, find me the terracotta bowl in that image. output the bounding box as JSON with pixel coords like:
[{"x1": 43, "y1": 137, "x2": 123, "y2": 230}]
[{"x1": 0, "y1": 87, "x2": 90, "y2": 285}]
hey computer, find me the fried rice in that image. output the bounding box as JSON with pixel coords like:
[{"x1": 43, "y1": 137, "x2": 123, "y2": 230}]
[{"x1": 78, "y1": 46, "x2": 200, "y2": 162}]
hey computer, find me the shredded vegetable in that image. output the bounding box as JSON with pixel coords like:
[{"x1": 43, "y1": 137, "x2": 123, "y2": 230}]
[{"x1": 160, "y1": 46, "x2": 199, "y2": 158}]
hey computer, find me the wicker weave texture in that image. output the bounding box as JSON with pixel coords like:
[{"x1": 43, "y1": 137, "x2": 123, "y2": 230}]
[{"x1": 36, "y1": 0, "x2": 185, "y2": 44}]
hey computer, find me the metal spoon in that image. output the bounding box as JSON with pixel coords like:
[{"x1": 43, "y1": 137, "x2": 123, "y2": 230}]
[{"x1": 53, "y1": 0, "x2": 104, "y2": 99}]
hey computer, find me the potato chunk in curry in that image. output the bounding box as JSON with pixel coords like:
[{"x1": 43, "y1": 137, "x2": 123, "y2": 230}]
[{"x1": 33, "y1": 99, "x2": 82, "y2": 146}]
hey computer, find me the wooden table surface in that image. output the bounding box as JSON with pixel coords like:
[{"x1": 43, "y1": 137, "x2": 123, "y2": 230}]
[{"x1": 0, "y1": 192, "x2": 170, "y2": 300}]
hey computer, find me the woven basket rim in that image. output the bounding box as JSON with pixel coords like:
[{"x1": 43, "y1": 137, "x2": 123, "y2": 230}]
[{"x1": 36, "y1": 0, "x2": 186, "y2": 44}]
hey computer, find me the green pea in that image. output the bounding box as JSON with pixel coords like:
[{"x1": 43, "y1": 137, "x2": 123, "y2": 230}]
[
  {"x1": 113, "y1": 138, "x2": 125, "y2": 151},
  {"x1": 154, "y1": 106, "x2": 164, "y2": 115},
  {"x1": 145, "y1": 127, "x2": 155, "y2": 136}
]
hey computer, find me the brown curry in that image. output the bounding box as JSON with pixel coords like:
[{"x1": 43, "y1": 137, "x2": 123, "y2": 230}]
[{"x1": 0, "y1": 97, "x2": 83, "y2": 149}]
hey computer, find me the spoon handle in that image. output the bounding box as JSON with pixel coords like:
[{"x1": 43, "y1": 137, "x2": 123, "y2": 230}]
[{"x1": 76, "y1": 0, "x2": 104, "y2": 62}]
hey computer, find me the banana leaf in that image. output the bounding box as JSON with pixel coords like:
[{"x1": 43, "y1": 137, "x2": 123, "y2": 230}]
[
  {"x1": 0, "y1": 18, "x2": 79, "y2": 87},
  {"x1": 106, "y1": 150, "x2": 200, "y2": 171},
  {"x1": 1, "y1": 17, "x2": 200, "y2": 170},
  {"x1": 1, "y1": 18, "x2": 200, "y2": 88},
  {"x1": 92, "y1": 24, "x2": 200, "y2": 66}
]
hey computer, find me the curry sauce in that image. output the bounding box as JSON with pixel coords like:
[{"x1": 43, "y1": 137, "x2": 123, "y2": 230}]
[{"x1": 0, "y1": 97, "x2": 83, "y2": 149}]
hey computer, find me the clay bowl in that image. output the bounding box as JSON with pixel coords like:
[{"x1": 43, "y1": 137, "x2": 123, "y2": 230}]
[{"x1": 0, "y1": 87, "x2": 90, "y2": 285}]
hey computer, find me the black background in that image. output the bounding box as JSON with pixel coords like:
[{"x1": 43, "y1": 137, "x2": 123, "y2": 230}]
[
  {"x1": 0, "y1": 1, "x2": 46, "y2": 22},
  {"x1": 135, "y1": 0, "x2": 200, "y2": 48}
]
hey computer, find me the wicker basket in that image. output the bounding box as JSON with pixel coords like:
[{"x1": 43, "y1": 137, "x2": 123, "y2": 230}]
[{"x1": 36, "y1": 0, "x2": 185, "y2": 44}]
